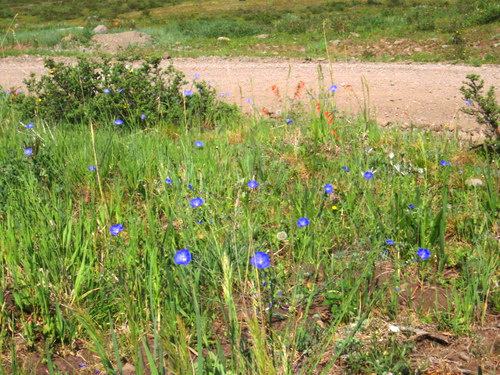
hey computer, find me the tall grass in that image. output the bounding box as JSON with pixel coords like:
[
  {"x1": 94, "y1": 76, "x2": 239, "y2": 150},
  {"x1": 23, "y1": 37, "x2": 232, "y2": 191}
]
[{"x1": 0, "y1": 86, "x2": 498, "y2": 373}]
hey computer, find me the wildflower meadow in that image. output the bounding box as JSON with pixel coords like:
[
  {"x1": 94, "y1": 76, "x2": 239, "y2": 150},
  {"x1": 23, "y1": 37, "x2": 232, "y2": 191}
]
[{"x1": 0, "y1": 58, "x2": 498, "y2": 374}]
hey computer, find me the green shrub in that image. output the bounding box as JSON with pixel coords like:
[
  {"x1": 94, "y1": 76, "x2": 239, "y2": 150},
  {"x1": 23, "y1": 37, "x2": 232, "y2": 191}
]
[{"x1": 10, "y1": 57, "x2": 237, "y2": 129}]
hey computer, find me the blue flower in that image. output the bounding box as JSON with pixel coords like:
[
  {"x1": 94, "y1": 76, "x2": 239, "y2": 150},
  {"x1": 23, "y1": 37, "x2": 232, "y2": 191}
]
[
  {"x1": 114, "y1": 119, "x2": 124, "y2": 126},
  {"x1": 103, "y1": 88, "x2": 110, "y2": 93},
  {"x1": 247, "y1": 180, "x2": 259, "y2": 188},
  {"x1": 25, "y1": 122, "x2": 34, "y2": 129},
  {"x1": 251, "y1": 252, "x2": 270, "y2": 269},
  {"x1": 88, "y1": 166, "x2": 96, "y2": 171},
  {"x1": 188, "y1": 184, "x2": 194, "y2": 189},
  {"x1": 247, "y1": 98, "x2": 252, "y2": 103},
  {"x1": 226, "y1": 92, "x2": 230, "y2": 96},
  {"x1": 5, "y1": 90, "x2": 10, "y2": 94},
  {"x1": 417, "y1": 248, "x2": 430, "y2": 260},
  {"x1": 408, "y1": 204, "x2": 415, "y2": 209},
  {"x1": 184, "y1": 90, "x2": 193, "y2": 96},
  {"x1": 194, "y1": 141, "x2": 204, "y2": 147},
  {"x1": 329, "y1": 85, "x2": 338, "y2": 93},
  {"x1": 440, "y1": 160, "x2": 450, "y2": 167},
  {"x1": 24, "y1": 148, "x2": 33, "y2": 156},
  {"x1": 109, "y1": 223, "x2": 123, "y2": 236},
  {"x1": 140, "y1": 114, "x2": 146, "y2": 120},
  {"x1": 194, "y1": 73, "x2": 200, "y2": 78},
  {"x1": 386, "y1": 239, "x2": 395, "y2": 246},
  {"x1": 174, "y1": 249, "x2": 192, "y2": 265},
  {"x1": 118, "y1": 89, "x2": 124, "y2": 93},
  {"x1": 465, "y1": 100, "x2": 471, "y2": 105},
  {"x1": 364, "y1": 171, "x2": 373, "y2": 179},
  {"x1": 324, "y1": 184, "x2": 334, "y2": 194},
  {"x1": 286, "y1": 118, "x2": 293, "y2": 124},
  {"x1": 220, "y1": 93, "x2": 225, "y2": 97},
  {"x1": 165, "y1": 178, "x2": 172, "y2": 184},
  {"x1": 342, "y1": 166, "x2": 350, "y2": 172},
  {"x1": 190, "y1": 197, "x2": 203, "y2": 207},
  {"x1": 297, "y1": 217, "x2": 310, "y2": 227}
]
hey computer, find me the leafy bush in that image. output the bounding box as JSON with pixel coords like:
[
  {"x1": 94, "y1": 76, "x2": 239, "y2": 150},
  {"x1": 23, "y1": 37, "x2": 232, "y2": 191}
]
[
  {"x1": 460, "y1": 74, "x2": 499, "y2": 141},
  {"x1": 10, "y1": 57, "x2": 237, "y2": 129}
]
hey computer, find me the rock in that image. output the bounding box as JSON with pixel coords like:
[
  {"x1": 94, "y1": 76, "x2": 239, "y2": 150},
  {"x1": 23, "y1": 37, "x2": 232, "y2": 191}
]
[
  {"x1": 122, "y1": 363, "x2": 136, "y2": 375},
  {"x1": 350, "y1": 32, "x2": 360, "y2": 38},
  {"x1": 14, "y1": 23, "x2": 20, "y2": 29},
  {"x1": 465, "y1": 178, "x2": 484, "y2": 187},
  {"x1": 255, "y1": 34, "x2": 269, "y2": 39},
  {"x1": 394, "y1": 39, "x2": 405, "y2": 45},
  {"x1": 441, "y1": 44, "x2": 449, "y2": 48},
  {"x1": 217, "y1": 36, "x2": 230, "y2": 41},
  {"x1": 93, "y1": 25, "x2": 108, "y2": 34},
  {"x1": 330, "y1": 39, "x2": 341, "y2": 46},
  {"x1": 162, "y1": 51, "x2": 171, "y2": 59},
  {"x1": 414, "y1": 47, "x2": 423, "y2": 52},
  {"x1": 494, "y1": 43, "x2": 500, "y2": 48}
]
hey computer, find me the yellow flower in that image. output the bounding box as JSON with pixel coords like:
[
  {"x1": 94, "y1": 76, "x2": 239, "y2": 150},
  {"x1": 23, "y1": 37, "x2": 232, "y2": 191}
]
[
  {"x1": 38, "y1": 98, "x2": 42, "y2": 102},
  {"x1": 123, "y1": 105, "x2": 127, "y2": 109},
  {"x1": 332, "y1": 205, "x2": 338, "y2": 210},
  {"x1": 129, "y1": 69, "x2": 134, "y2": 73},
  {"x1": 50, "y1": 70, "x2": 54, "y2": 74}
]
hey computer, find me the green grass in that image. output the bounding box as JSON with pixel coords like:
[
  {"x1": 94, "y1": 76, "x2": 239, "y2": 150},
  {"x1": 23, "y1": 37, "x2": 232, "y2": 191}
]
[
  {"x1": 0, "y1": 0, "x2": 498, "y2": 63},
  {"x1": 0, "y1": 70, "x2": 498, "y2": 373}
]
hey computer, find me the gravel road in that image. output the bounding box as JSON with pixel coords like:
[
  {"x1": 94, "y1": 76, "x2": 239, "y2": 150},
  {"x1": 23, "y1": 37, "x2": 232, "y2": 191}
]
[{"x1": 1, "y1": 55, "x2": 498, "y2": 130}]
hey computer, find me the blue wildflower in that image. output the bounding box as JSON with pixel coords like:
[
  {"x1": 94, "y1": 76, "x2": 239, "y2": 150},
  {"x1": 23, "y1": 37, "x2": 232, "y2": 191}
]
[
  {"x1": 165, "y1": 178, "x2": 172, "y2": 184},
  {"x1": 247, "y1": 180, "x2": 259, "y2": 188},
  {"x1": 194, "y1": 141, "x2": 204, "y2": 147},
  {"x1": 417, "y1": 248, "x2": 431, "y2": 260},
  {"x1": 190, "y1": 197, "x2": 203, "y2": 207},
  {"x1": 24, "y1": 148, "x2": 33, "y2": 156},
  {"x1": 386, "y1": 239, "x2": 395, "y2": 246},
  {"x1": 324, "y1": 184, "x2": 334, "y2": 193},
  {"x1": 247, "y1": 98, "x2": 252, "y2": 103},
  {"x1": 297, "y1": 217, "x2": 310, "y2": 227},
  {"x1": 174, "y1": 249, "x2": 192, "y2": 265},
  {"x1": 25, "y1": 122, "x2": 34, "y2": 129},
  {"x1": 103, "y1": 88, "x2": 110, "y2": 93},
  {"x1": 220, "y1": 93, "x2": 225, "y2": 97},
  {"x1": 440, "y1": 160, "x2": 450, "y2": 167},
  {"x1": 329, "y1": 85, "x2": 338, "y2": 93},
  {"x1": 226, "y1": 92, "x2": 230, "y2": 96},
  {"x1": 364, "y1": 171, "x2": 373, "y2": 179},
  {"x1": 118, "y1": 89, "x2": 124, "y2": 93},
  {"x1": 109, "y1": 224, "x2": 123, "y2": 236},
  {"x1": 342, "y1": 166, "x2": 350, "y2": 172},
  {"x1": 88, "y1": 166, "x2": 96, "y2": 171},
  {"x1": 408, "y1": 204, "x2": 415, "y2": 209},
  {"x1": 188, "y1": 184, "x2": 194, "y2": 189},
  {"x1": 194, "y1": 73, "x2": 200, "y2": 78},
  {"x1": 251, "y1": 252, "x2": 270, "y2": 269},
  {"x1": 465, "y1": 100, "x2": 471, "y2": 105},
  {"x1": 286, "y1": 118, "x2": 293, "y2": 124},
  {"x1": 114, "y1": 119, "x2": 124, "y2": 126},
  {"x1": 184, "y1": 90, "x2": 193, "y2": 96}
]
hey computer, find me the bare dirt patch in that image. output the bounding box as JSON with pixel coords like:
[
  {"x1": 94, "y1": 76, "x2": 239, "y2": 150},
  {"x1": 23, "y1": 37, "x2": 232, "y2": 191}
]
[{"x1": 90, "y1": 31, "x2": 152, "y2": 53}]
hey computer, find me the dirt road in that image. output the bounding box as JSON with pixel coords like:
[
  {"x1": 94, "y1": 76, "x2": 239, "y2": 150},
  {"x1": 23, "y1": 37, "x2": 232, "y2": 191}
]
[{"x1": 1, "y1": 55, "x2": 498, "y2": 131}]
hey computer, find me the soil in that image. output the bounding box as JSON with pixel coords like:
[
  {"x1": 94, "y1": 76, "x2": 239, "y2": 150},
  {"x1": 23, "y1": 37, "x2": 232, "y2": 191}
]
[{"x1": 1, "y1": 55, "x2": 498, "y2": 134}]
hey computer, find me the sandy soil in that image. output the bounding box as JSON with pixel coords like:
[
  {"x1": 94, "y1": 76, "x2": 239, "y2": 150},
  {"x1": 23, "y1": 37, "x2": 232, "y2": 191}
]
[{"x1": 1, "y1": 55, "x2": 498, "y2": 131}]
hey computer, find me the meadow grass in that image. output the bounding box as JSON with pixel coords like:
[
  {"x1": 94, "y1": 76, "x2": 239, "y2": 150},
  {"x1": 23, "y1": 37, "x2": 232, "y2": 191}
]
[
  {"x1": 1, "y1": 0, "x2": 499, "y2": 64},
  {"x1": 0, "y1": 78, "x2": 498, "y2": 373}
]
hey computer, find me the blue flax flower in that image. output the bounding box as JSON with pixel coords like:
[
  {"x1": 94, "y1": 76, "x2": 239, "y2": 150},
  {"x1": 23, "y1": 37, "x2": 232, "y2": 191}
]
[
  {"x1": 103, "y1": 88, "x2": 110, "y2": 93},
  {"x1": 286, "y1": 118, "x2": 293, "y2": 124},
  {"x1": 329, "y1": 85, "x2": 338, "y2": 93},
  {"x1": 165, "y1": 178, "x2": 172, "y2": 184},
  {"x1": 194, "y1": 73, "x2": 200, "y2": 78},
  {"x1": 251, "y1": 252, "x2": 270, "y2": 269},
  {"x1": 109, "y1": 223, "x2": 123, "y2": 236},
  {"x1": 140, "y1": 114, "x2": 146, "y2": 120},
  {"x1": 184, "y1": 90, "x2": 193, "y2": 96},
  {"x1": 174, "y1": 249, "x2": 192, "y2": 265},
  {"x1": 417, "y1": 248, "x2": 431, "y2": 260},
  {"x1": 324, "y1": 184, "x2": 334, "y2": 193},
  {"x1": 364, "y1": 171, "x2": 373, "y2": 179},
  {"x1": 440, "y1": 160, "x2": 450, "y2": 167},
  {"x1": 342, "y1": 166, "x2": 350, "y2": 172},
  {"x1": 194, "y1": 141, "x2": 204, "y2": 147},
  {"x1": 386, "y1": 239, "x2": 395, "y2": 246},
  {"x1": 247, "y1": 180, "x2": 259, "y2": 188},
  {"x1": 24, "y1": 148, "x2": 33, "y2": 156},
  {"x1": 25, "y1": 122, "x2": 34, "y2": 129},
  {"x1": 408, "y1": 204, "x2": 415, "y2": 209},
  {"x1": 114, "y1": 119, "x2": 124, "y2": 126},
  {"x1": 190, "y1": 197, "x2": 203, "y2": 207},
  {"x1": 297, "y1": 217, "x2": 310, "y2": 227},
  {"x1": 88, "y1": 166, "x2": 96, "y2": 171}
]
